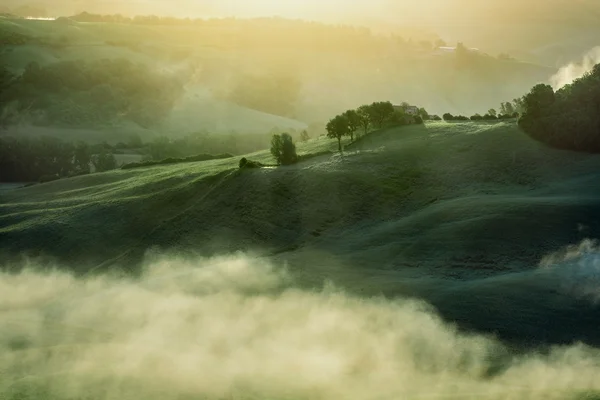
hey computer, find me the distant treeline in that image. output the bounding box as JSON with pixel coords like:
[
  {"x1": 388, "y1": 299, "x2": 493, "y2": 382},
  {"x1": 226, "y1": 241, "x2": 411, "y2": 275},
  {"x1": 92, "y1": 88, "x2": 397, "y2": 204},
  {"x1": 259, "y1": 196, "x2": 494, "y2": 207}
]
[
  {"x1": 518, "y1": 64, "x2": 600, "y2": 152},
  {"x1": 0, "y1": 136, "x2": 117, "y2": 182},
  {"x1": 0, "y1": 127, "x2": 321, "y2": 182},
  {"x1": 0, "y1": 59, "x2": 183, "y2": 128},
  {"x1": 441, "y1": 98, "x2": 524, "y2": 121}
]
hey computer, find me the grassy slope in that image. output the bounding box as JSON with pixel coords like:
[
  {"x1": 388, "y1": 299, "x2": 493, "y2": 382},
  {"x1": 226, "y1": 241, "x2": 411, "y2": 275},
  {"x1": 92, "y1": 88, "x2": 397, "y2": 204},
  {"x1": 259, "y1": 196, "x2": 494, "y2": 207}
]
[{"x1": 2, "y1": 121, "x2": 600, "y2": 278}]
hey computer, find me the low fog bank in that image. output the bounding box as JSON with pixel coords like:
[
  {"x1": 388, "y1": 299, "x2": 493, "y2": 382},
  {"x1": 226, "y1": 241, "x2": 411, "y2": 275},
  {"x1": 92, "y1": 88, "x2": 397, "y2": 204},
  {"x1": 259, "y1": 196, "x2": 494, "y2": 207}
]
[{"x1": 1, "y1": 249, "x2": 600, "y2": 399}]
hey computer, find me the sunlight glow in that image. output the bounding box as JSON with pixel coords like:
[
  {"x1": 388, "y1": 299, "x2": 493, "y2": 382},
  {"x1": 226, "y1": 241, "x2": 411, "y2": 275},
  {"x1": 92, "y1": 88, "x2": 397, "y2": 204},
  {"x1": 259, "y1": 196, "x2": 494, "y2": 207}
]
[{"x1": 217, "y1": 0, "x2": 374, "y2": 18}]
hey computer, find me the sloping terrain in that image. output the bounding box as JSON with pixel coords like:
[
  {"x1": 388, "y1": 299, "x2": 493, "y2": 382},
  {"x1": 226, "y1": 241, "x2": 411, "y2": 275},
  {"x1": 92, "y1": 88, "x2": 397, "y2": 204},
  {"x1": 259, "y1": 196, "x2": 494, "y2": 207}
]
[
  {"x1": 2, "y1": 121, "x2": 600, "y2": 277},
  {"x1": 3, "y1": 121, "x2": 600, "y2": 399}
]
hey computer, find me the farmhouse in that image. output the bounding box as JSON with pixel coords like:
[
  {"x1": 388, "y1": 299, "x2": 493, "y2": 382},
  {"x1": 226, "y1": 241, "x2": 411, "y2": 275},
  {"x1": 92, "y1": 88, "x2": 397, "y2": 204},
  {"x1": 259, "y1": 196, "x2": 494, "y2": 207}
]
[{"x1": 393, "y1": 104, "x2": 420, "y2": 116}]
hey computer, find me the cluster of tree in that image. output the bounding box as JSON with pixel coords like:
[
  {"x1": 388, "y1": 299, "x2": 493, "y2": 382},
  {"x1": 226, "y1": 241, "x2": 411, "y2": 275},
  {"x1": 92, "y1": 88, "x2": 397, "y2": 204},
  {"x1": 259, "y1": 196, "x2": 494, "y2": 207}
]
[
  {"x1": 0, "y1": 136, "x2": 116, "y2": 182},
  {"x1": 0, "y1": 59, "x2": 183, "y2": 128},
  {"x1": 518, "y1": 64, "x2": 600, "y2": 152},
  {"x1": 326, "y1": 101, "x2": 426, "y2": 152},
  {"x1": 443, "y1": 108, "x2": 519, "y2": 122}
]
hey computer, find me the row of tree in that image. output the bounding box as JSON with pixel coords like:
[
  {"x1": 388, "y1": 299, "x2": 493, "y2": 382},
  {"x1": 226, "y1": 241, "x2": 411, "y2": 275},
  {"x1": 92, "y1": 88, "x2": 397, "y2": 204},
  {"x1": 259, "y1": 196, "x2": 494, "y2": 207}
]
[
  {"x1": 518, "y1": 64, "x2": 600, "y2": 152},
  {"x1": 0, "y1": 136, "x2": 117, "y2": 182},
  {"x1": 442, "y1": 111, "x2": 519, "y2": 121},
  {"x1": 325, "y1": 101, "x2": 426, "y2": 152}
]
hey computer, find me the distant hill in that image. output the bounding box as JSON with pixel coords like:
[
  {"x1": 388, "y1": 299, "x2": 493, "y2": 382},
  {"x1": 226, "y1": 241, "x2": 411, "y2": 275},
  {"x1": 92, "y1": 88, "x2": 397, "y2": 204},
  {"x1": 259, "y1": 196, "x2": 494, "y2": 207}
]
[{"x1": 0, "y1": 16, "x2": 557, "y2": 134}]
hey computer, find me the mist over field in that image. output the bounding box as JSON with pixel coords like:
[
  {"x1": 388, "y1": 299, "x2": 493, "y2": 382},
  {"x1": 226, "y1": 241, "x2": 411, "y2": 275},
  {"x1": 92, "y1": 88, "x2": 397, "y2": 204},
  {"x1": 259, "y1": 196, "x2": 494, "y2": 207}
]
[
  {"x1": 3, "y1": 0, "x2": 600, "y2": 398},
  {"x1": 2, "y1": 248, "x2": 600, "y2": 400}
]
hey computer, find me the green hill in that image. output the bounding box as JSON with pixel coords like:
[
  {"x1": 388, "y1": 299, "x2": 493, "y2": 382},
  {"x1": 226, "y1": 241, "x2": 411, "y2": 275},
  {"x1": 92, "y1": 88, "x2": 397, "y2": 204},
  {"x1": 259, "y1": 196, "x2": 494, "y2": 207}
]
[
  {"x1": 2, "y1": 120, "x2": 600, "y2": 277},
  {"x1": 4, "y1": 120, "x2": 600, "y2": 398}
]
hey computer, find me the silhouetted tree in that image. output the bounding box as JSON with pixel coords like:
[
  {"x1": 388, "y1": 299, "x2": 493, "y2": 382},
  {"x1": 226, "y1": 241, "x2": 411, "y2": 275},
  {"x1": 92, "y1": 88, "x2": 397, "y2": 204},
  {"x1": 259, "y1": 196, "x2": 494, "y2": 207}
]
[
  {"x1": 270, "y1": 133, "x2": 297, "y2": 165},
  {"x1": 326, "y1": 115, "x2": 349, "y2": 152},
  {"x1": 343, "y1": 109, "x2": 361, "y2": 141},
  {"x1": 368, "y1": 101, "x2": 395, "y2": 128},
  {"x1": 487, "y1": 108, "x2": 497, "y2": 117},
  {"x1": 523, "y1": 84, "x2": 555, "y2": 117},
  {"x1": 356, "y1": 105, "x2": 371, "y2": 135}
]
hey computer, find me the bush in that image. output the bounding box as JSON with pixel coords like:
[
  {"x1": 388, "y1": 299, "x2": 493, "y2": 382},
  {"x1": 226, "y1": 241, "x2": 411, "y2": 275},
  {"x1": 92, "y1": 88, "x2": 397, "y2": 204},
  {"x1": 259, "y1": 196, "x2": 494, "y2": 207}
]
[
  {"x1": 414, "y1": 115, "x2": 424, "y2": 124},
  {"x1": 238, "y1": 157, "x2": 264, "y2": 169},
  {"x1": 443, "y1": 113, "x2": 454, "y2": 121},
  {"x1": 431, "y1": 115, "x2": 442, "y2": 121}
]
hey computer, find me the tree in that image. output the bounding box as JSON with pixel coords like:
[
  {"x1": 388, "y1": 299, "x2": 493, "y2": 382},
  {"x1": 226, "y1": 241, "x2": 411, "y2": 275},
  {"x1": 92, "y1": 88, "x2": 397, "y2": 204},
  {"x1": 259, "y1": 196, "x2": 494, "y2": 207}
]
[
  {"x1": 487, "y1": 108, "x2": 497, "y2": 117},
  {"x1": 326, "y1": 115, "x2": 349, "y2": 152},
  {"x1": 500, "y1": 102, "x2": 515, "y2": 116},
  {"x1": 92, "y1": 149, "x2": 117, "y2": 172},
  {"x1": 368, "y1": 101, "x2": 395, "y2": 128},
  {"x1": 343, "y1": 109, "x2": 361, "y2": 141},
  {"x1": 270, "y1": 133, "x2": 297, "y2": 165},
  {"x1": 512, "y1": 98, "x2": 525, "y2": 115},
  {"x1": 74, "y1": 142, "x2": 91, "y2": 172},
  {"x1": 523, "y1": 84, "x2": 555, "y2": 116},
  {"x1": 443, "y1": 113, "x2": 454, "y2": 121},
  {"x1": 300, "y1": 129, "x2": 309, "y2": 142},
  {"x1": 418, "y1": 107, "x2": 429, "y2": 120},
  {"x1": 356, "y1": 105, "x2": 371, "y2": 136}
]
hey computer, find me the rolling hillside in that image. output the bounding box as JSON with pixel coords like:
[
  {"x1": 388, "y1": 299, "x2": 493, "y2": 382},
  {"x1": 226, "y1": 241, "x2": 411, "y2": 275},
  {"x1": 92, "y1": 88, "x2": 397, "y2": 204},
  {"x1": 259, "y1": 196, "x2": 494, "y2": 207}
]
[
  {"x1": 2, "y1": 121, "x2": 600, "y2": 278},
  {"x1": 3, "y1": 120, "x2": 600, "y2": 396}
]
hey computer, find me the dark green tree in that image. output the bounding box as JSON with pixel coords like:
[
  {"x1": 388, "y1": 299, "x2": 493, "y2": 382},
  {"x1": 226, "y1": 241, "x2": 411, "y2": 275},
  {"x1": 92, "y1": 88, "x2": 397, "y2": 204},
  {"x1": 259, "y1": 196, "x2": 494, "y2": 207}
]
[
  {"x1": 356, "y1": 105, "x2": 371, "y2": 136},
  {"x1": 270, "y1": 133, "x2": 297, "y2": 165},
  {"x1": 523, "y1": 84, "x2": 555, "y2": 117},
  {"x1": 368, "y1": 101, "x2": 395, "y2": 128},
  {"x1": 343, "y1": 109, "x2": 361, "y2": 141},
  {"x1": 326, "y1": 114, "x2": 349, "y2": 152}
]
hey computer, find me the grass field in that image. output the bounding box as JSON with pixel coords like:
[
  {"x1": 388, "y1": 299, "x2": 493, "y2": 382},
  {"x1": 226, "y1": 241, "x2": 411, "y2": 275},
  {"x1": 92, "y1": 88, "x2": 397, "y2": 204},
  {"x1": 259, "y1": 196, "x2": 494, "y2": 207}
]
[
  {"x1": 3, "y1": 121, "x2": 600, "y2": 399},
  {"x1": 2, "y1": 120, "x2": 600, "y2": 276}
]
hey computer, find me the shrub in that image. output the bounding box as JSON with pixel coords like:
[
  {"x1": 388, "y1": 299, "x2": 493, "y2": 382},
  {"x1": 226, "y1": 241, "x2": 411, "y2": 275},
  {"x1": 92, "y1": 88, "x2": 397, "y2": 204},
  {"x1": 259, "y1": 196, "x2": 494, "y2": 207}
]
[
  {"x1": 443, "y1": 113, "x2": 454, "y2": 121},
  {"x1": 238, "y1": 158, "x2": 264, "y2": 169}
]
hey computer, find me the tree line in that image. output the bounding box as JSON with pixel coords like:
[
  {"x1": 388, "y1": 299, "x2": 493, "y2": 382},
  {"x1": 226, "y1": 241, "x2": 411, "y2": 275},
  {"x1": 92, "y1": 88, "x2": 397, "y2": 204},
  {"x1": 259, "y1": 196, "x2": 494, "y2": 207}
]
[
  {"x1": 518, "y1": 64, "x2": 600, "y2": 152},
  {"x1": 441, "y1": 98, "x2": 524, "y2": 122},
  {"x1": 0, "y1": 59, "x2": 183, "y2": 128},
  {"x1": 0, "y1": 136, "x2": 117, "y2": 182},
  {"x1": 265, "y1": 101, "x2": 427, "y2": 166},
  {"x1": 326, "y1": 101, "x2": 427, "y2": 152}
]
